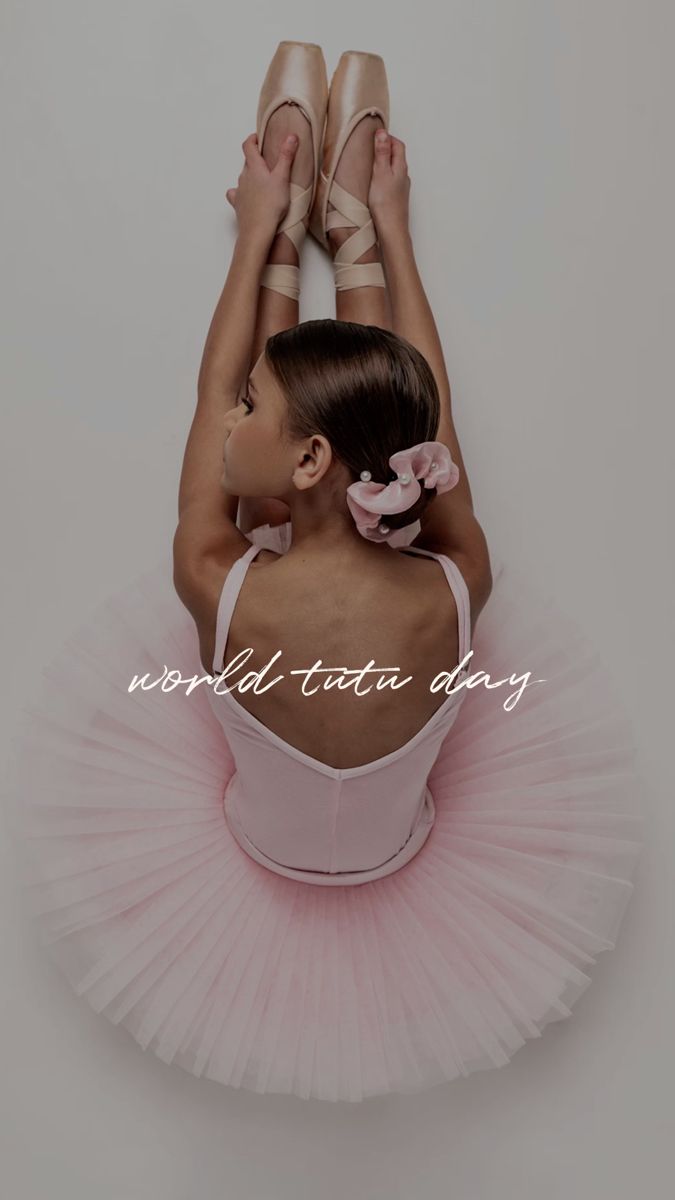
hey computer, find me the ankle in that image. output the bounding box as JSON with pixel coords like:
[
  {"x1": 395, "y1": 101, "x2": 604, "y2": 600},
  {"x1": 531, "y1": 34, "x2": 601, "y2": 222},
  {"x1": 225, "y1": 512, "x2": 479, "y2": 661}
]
[
  {"x1": 267, "y1": 229, "x2": 303, "y2": 268},
  {"x1": 327, "y1": 227, "x2": 381, "y2": 266}
]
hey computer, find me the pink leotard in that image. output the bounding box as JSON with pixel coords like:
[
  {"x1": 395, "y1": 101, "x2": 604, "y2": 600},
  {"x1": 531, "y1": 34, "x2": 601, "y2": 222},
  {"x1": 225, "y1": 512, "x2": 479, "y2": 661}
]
[{"x1": 206, "y1": 542, "x2": 471, "y2": 886}]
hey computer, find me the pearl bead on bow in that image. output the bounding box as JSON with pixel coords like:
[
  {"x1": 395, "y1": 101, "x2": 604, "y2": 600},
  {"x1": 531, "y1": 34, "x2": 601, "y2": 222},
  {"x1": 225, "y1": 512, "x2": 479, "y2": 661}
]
[{"x1": 360, "y1": 469, "x2": 412, "y2": 485}]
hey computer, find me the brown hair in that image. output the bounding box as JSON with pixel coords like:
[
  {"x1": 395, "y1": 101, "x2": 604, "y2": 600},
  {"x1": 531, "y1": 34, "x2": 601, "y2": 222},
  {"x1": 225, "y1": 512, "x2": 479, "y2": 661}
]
[{"x1": 264, "y1": 319, "x2": 441, "y2": 531}]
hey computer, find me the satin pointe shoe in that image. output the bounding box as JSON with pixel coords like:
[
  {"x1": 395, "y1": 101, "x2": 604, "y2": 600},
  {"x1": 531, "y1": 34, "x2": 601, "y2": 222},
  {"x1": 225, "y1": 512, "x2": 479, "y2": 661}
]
[
  {"x1": 256, "y1": 41, "x2": 328, "y2": 301},
  {"x1": 309, "y1": 50, "x2": 389, "y2": 291}
]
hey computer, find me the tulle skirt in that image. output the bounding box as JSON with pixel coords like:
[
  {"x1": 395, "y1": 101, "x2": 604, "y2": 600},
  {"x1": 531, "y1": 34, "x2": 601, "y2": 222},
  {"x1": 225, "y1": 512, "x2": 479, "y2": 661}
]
[{"x1": 3, "y1": 523, "x2": 644, "y2": 1102}]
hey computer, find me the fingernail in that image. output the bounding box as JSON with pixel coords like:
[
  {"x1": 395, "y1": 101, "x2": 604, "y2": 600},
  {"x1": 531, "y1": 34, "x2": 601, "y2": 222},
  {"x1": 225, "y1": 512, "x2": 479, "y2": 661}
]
[
  {"x1": 288, "y1": 134, "x2": 298, "y2": 145},
  {"x1": 376, "y1": 131, "x2": 388, "y2": 142}
]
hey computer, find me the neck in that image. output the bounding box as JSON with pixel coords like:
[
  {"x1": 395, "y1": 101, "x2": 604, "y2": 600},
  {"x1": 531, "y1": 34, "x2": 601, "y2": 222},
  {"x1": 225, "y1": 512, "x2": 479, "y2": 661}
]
[{"x1": 283, "y1": 502, "x2": 391, "y2": 560}]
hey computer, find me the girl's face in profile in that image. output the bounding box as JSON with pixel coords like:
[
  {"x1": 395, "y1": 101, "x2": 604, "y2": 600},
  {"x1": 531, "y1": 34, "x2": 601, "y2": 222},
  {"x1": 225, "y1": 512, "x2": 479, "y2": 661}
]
[{"x1": 221, "y1": 353, "x2": 295, "y2": 498}]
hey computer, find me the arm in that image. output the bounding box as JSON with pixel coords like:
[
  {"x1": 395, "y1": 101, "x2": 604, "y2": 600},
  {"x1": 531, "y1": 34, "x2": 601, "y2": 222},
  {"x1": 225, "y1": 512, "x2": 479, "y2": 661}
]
[
  {"x1": 370, "y1": 136, "x2": 491, "y2": 595},
  {"x1": 173, "y1": 229, "x2": 273, "y2": 589},
  {"x1": 374, "y1": 222, "x2": 485, "y2": 600},
  {"x1": 174, "y1": 132, "x2": 298, "y2": 595},
  {"x1": 380, "y1": 224, "x2": 492, "y2": 599},
  {"x1": 378, "y1": 224, "x2": 475, "y2": 515}
]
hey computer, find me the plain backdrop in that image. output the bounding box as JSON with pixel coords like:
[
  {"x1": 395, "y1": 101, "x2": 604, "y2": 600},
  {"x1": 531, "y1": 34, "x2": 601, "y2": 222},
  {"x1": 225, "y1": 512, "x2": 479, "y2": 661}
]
[{"x1": 1, "y1": 2, "x2": 673, "y2": 1197}]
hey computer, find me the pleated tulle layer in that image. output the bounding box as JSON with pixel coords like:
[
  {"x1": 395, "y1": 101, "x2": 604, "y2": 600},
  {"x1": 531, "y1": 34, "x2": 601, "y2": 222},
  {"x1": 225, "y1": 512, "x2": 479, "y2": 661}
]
[{"x1": 3, "y1": 524, "x2": 644, "y2": 1102}]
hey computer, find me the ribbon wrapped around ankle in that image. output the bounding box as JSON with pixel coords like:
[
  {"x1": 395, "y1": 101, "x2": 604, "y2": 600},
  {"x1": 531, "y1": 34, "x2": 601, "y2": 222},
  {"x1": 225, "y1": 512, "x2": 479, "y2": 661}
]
[{"x1": 346, "y1": 441, "x2": 460, "y2": 542}]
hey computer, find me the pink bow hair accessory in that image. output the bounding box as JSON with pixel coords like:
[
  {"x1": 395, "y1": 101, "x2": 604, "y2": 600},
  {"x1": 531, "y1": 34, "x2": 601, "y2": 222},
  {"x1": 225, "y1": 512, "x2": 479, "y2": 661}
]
[{"x1": 346, "y1": 441, "x2": 460, "y2": 542}]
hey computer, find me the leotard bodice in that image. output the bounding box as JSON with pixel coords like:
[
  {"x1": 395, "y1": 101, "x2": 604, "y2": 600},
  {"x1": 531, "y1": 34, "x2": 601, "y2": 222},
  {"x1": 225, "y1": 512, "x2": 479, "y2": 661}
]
[{"x1": 205, "y1": 537, "x2": 471, "y2": 885}]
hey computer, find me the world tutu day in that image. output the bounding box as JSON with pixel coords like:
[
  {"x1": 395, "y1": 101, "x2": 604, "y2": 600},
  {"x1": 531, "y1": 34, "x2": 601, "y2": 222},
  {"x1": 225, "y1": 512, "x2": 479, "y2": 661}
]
[{"x1": 128, "y1": 647, "x2": 546, "y2": 713}]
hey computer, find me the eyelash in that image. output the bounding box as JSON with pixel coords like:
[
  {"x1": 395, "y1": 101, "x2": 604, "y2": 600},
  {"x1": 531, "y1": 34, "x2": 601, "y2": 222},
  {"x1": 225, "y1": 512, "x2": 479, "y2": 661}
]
[{"x1": 241, "y1": 393, "x2": 254, "y2": 413}]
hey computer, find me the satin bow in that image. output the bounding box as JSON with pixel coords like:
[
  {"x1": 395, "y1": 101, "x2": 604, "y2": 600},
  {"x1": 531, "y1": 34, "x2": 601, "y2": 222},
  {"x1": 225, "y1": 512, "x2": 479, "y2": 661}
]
[{"x1": 346, "y1": 441, "x2": 460, "y2": 542}]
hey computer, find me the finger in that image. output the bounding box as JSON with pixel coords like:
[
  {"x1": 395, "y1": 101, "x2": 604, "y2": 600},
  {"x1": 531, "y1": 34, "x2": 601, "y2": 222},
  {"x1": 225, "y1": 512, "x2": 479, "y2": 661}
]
[
  {"x1": 241, "y1": 132, "x2": 260, "y2": 163},
  {"x1": 373, "y1": 128, "x2": 391, "y2": 167},
  {"x1": 272, "y1": 133, "x2": 298, "y2": 178},
  {"x1": 390, "y1": 137, "x2": 407, "y2": 169}
]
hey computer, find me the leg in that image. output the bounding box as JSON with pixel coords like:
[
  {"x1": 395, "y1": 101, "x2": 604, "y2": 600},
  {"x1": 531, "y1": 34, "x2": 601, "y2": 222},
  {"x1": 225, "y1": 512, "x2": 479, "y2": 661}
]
[
  {"x1": 248, "y1": 99, "x2": 315, "y2": 360},
  {"x1": 327, "y1": 118, "x2": 393, "y2": 329},
  {"x1": 248, "y1": 244, "x2": 297, "y2": 367}
]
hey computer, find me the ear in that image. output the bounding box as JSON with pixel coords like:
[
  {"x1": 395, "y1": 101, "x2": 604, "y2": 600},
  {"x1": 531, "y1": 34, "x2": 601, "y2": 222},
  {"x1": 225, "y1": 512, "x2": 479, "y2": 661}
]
[{"x1": 292, "y1": 434, "x2": 334, "y2": 492}]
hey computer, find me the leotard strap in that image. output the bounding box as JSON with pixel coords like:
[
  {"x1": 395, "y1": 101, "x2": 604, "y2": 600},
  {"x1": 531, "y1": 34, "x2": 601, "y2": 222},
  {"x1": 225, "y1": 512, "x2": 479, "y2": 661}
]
[
  {"x1": 400, "y1": 546, "x2": 472, "y2": 672},
  {"x1": 211, "y1": 543, "x2": 263, "y2": 676}
]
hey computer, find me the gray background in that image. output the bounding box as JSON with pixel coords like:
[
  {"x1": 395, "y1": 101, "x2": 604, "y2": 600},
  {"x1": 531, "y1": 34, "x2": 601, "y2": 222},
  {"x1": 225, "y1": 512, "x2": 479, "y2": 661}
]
[{"x1": 1, "y1": 1, "x2": 672, "y2": 1197}]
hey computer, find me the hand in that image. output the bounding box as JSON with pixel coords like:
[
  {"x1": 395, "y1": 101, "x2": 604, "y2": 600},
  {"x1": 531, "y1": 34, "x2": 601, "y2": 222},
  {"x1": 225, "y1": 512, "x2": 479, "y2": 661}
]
[
  {"x1": 225, "y1": 132, "x2": 298, "y2": 241},
  {"x1": 368, "y1": 131, "x2": 411, "y2": 236}
]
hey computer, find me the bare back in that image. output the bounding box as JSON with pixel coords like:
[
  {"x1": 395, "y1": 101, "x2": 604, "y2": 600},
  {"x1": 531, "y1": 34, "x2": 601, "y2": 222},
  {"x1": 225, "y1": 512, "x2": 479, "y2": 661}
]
[{"x1": 195, "y1": 544, "x2": 478, "y2": 770}]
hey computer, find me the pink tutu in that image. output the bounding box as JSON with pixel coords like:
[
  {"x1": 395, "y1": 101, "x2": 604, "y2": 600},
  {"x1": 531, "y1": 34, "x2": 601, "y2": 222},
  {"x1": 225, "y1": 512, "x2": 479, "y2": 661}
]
[{"x1": 3, "y1": 522, "x2": 644, "y2": 1102}]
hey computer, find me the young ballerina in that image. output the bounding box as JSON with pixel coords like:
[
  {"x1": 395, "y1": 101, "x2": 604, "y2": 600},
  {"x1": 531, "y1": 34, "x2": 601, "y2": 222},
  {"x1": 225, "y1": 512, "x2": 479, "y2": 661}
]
[
  {"x1": 174, "y1": 136, "x2": 492, "y2": 778},
  {"x1": 5, "y1": 43, "x2": 643, "y2": 1103}
]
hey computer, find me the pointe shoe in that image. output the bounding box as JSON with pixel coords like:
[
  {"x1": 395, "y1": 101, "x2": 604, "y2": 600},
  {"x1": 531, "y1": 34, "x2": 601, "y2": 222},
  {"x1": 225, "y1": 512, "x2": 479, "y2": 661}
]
[
  {"x1": 256, "y1": 41, "x2": 328, "y2": 301},
  {"x1": 309, "y1": 50, "x2": 389, "y2": 291}
]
